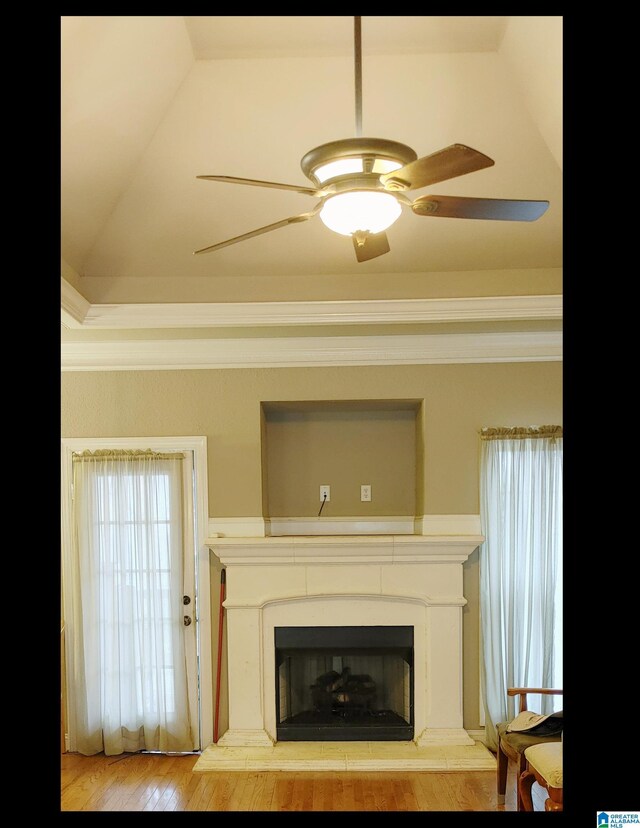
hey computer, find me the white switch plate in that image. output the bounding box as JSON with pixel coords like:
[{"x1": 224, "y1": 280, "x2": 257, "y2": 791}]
[
  {"x1": 320, "y1": 485, "x2": 331, "y2": 502},
  {"x1": 361, "y1": 484, "x2": 372, "y2": 502}
]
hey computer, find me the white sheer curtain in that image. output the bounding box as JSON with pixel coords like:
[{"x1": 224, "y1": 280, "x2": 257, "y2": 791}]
[
  {"x1": 66, "y1": 450, "x2": 193, "y2": 756},
  {"x1": 479, "y1": 427, "x2": 563, "y2": 750}
]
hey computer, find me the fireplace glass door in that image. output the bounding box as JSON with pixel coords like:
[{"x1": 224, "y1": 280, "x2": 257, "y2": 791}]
[{"x1": 275, "y1": 626, "x2": 414, "y2": 741}]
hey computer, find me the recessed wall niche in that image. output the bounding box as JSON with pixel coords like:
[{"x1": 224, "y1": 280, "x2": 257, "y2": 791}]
[{"x1": 261, "y1": 400, "x2": 423, "y2": 522}]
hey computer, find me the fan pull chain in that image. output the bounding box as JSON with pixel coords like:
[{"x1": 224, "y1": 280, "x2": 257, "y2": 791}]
[{"x1": 354, "y1": 16, "x2": 362, "y2": 137}]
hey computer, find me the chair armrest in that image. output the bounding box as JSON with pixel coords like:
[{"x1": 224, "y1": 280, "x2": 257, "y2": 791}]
[{"x1": 508, "y1": 687, "x2": 563, "y2": 713}]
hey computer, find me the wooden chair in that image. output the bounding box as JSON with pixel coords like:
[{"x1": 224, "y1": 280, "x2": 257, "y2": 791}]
[
  {"x1": 496, "y1": 687, "x2": 563, "y2": 810},
  {"x1": 519, "y1": 741, "x2": 563, "y2": 811}
]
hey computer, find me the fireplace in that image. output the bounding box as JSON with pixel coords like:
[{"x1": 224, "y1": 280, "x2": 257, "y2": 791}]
[
  {"x1": 208, "y1": 529, "x2": 482, "y2": 748},
  {"x1": 275, "y1": 626, "x2": 414, "y2": 741}
]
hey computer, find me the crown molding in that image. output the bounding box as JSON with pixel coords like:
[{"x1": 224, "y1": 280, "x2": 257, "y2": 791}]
[
  {"x1": 61, "y1": 278, "x2": 90, "y2": 327},
  {"x1": 64, "y1": 293, "x2": 561, "y2": 329},
  {"x1": 61, "y1": 330, "x2": 562, "y2": 371}
]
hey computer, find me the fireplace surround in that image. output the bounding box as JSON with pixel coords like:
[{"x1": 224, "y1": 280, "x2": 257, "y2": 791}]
[{"x1": 209, "y1": 527, "x2": 483, "y2": 747}]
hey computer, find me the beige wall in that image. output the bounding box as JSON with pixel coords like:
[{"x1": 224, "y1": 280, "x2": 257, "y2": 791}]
[
  {"x1": 61, "y1": 361, "x2": 562, "y2": 730},
  {"x1": 264, "y1": 404, "x2": 417, "y2": 517},
  {"x1": 76, "y1": 267, "x2": 563, "y2": 304}
]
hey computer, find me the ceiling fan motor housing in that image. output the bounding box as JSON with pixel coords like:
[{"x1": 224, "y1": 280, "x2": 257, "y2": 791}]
[{"x1": 300, "y1": 138, "x2": 417, "y2": 188}]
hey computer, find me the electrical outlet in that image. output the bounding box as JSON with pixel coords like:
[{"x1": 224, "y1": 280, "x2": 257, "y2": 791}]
[
  {"x1": 361, "y1": 484, "x2": 372, "y2": 502},
  {"x1": 320, "y1": 485, "x2": 331, "y2": 502}
]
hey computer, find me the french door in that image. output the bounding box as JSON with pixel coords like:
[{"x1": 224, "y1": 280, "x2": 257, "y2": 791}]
[{"x1": 62, "y1": 444, "x2": 201, "y2": 755}]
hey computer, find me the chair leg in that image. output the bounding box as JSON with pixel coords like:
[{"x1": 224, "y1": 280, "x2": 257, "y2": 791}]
[
  {"x1": 496, "y1": 741, "x2": 508, "y2": 804},
  {"x1": 545, "y1": 787, "x2": 563, "y2": 811},
  {"x1": 519, "y1": 769, "x2": 535, "y2": 812},
  {"x1": 516, "y1": 753, "x2": 529, "y2": 810}
]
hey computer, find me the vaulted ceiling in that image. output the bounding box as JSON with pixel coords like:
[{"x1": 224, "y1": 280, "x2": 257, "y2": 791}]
[{"x1": 61, "y1": 16, "x2": 562, "y2": 309}]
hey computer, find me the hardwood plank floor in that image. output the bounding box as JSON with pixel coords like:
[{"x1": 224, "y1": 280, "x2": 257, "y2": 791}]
[{"x1": 60, "y1": 752, "x2": 547, "y2": 811}]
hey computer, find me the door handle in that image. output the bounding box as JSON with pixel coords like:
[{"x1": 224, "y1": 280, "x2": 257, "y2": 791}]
[{"x1": 183, "y1": 615, "x2": 192, "y2": 626}]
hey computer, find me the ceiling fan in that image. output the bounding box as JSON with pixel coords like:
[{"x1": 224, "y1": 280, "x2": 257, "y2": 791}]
[{"x1": 194, "y1": 17, "x2": 549, "y2": 263}]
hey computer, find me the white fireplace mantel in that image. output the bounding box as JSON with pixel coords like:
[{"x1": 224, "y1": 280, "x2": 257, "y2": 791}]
[{"x1": 208, "y1": 530, "x2": 483, "y2": 748}]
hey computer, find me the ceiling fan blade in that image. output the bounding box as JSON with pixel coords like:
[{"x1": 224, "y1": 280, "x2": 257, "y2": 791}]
[
  {"x1": 193, "y1": 210, "x2": 318, "y2": 255},
  {"x1": 380, "y1": 144, "x2": 494, "y2": 192},
  {"x1": 352, "y1": 231, "x2": 390, "y2": 262},
  {"x1": 196, "y1": 175, "x2": 322, "y2": 197},
  {"x1": 412, "y1": 195, "x2": 549, "y2": 221}
]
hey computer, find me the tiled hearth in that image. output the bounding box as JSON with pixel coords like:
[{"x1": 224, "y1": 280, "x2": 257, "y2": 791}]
[{"x1": 193, "y1": 740, "x2": 496, "y2": 772}]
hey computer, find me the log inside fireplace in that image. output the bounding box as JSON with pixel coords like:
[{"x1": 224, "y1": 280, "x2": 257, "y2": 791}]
[{"x1": 275, "y1": 626, "x2": 414, "y2": 741}]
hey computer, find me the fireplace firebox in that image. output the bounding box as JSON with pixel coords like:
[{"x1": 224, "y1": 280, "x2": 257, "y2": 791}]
[{"x1": 275, "y1": 626, "x2": 414, "y2": 741}]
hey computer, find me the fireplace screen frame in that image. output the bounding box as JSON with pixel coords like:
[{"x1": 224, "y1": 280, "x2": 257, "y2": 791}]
[{"x1": 274, "y1": 625, "x2": 414, "y2": 741}]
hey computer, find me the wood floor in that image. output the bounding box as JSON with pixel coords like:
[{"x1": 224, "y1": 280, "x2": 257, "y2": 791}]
[{"x1": 61, "y1": 751, "x2": 547, "y2": 811}]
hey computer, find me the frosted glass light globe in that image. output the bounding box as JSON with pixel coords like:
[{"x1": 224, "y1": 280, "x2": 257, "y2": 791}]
[{"x1": 319, "y1": 191, "x2": 402, "y2": 236}]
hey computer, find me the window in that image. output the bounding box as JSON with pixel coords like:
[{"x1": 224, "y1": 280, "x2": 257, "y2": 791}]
[{"x1": 479, "y1": 426, "x2": 563, "y2": 749}]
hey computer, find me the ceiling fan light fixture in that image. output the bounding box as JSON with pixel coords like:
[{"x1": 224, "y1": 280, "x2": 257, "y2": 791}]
[
  {"x1": 319, "y1": 191, "x2": 402, "y2": 236},
  {"x1": 301, "y1": 138, "x2": 417, "y2": 185},
  {"x1": 314, "y1": 158, "x2": 363, "y2": 183},
  {"x1": 311, "y1": 156, "x2": 404, "y2": 184}
]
